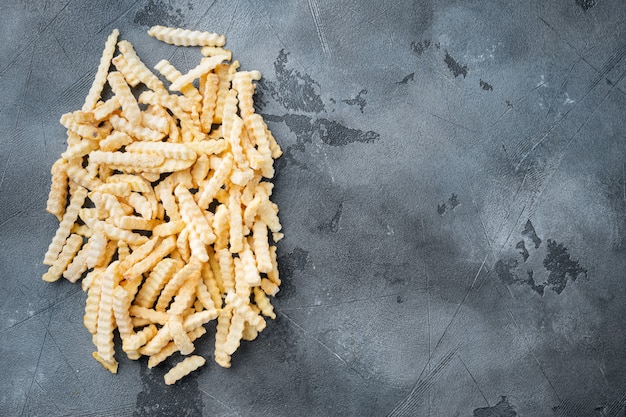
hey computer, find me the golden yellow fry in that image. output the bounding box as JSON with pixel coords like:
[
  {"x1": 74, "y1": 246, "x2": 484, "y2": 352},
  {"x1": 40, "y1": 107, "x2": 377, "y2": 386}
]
[
  {"x1": 66, "y1": 162, "x2": 103, "y2": 190},
  {"x1": 83, "y1": 269, "x2": 103, "y2": 334},
  {"x1": 109, "y1": 114, "x2": 165, "y2": 142},
  {"x1": 253, "y1": 286, "x2": 276, "y2": 319},
  {"x1": 64, "y1": 238, "x2": 91, "y2": 283},
  {"x1": 228, "y1": 185, "x2": 244, "y2": 253},
  {"x1": 125, "y1": 141, "x2": 196, "y2": 161},
  {"x1": 46, "y1": 159, "x2": 69, "y2": 221},
  {"x1": 59, "y1": 113, "x2": 103, "y2": 140},
  {"x1": 134, "y1": 257, "x2": 182, "y2": 309},
  {"x1": 111, "y1": 54, "x2": 141, "y2": 87},
  {"x1": 216, "y1": 248, "x2": 235, "y2": 294},
  {"x1": 96, "y1": 220, "x2": 149, "y2": 246},
  {"x1": 108, "y1": 71, "x2": 142, "y2": 125},
  {"x1": 123, "y1": 324, "x2": 158, "y2": 352},
  {"x1": 201, "y1": 46, "x2": 232, "y2": 59},
  {"x1": 174, "y1": 184, "x2": 216, "y2": 245},
  {"x1": 232, "y1": 70, "x2": 261, "y2": 118},
  {"x1": 200, "y1": 73, "x2": 219, "y2": 132},
  {"x1": 98, "y1": 130, "x2": 133, "y2": 152},
  {"x1": 89, "y1": 150, "x2": 165, "y2": 168},
  {"x1": 118, "y1": 235, "x2": 159, "y2": 270},
  {"x1": 125, "y1": 192, "x2": 153, "y2": 219},
  {"x1": 214, "y1": 307, "x2": 232, "y2": 368},
  {"x1": 164, "y1": 355, "x2": 206, "y2": 385},
  {"x1": 118, "y1": 216, "x2": 160, "y2": 231},
  {"x1": 148, "y1": 25, "x2": 226, "y2": 47},
  {"x1": 167, "y1": 268, "x2": 199, "y2": 316},
  {"x1": 129, "y1": 305, "x2": 169, "y2": 325},
  {"x1": 152, "y1": 220, "x2": 185, "y2": 237},
  {"x1": 148, "y1": 326, "x2": 206, "y2": 369},
  {"x1": 196, "y1": 154, "x2": 233, "y2": 210},
  {"x1": 44, "y1": 186, "x2": 87, "y2": 265},
  {"x1": 42, "y1": 234, "x2": 83, "y2": 282},
  {"x1": 83, "y1": 29, "x2": 119, "y2": 111},
  {"x1": 155, "y1": 260, "x2": 200, "y2": 312},
  {"x1": 117, "y1": 40, "x2": 166, "y2": 93},
  {"x1": 124, "y1": 235, "x2": 176, "y2": 280},
  {"x1": 184, "y1": 139, "x2": 227, "y2": 156},
  {"x1": 112, "y1": 285, "x2": 134, "y2": 341},
  {"x1": 106, "y1": 174, "x2": 152, "y2": 193},
  {"x1": 213, "y1": 63, "x2": 231, "y2": 124},
  {"x1": 93, "y1": 181, "x2": 132, "y2": 197},
  {"x1": 154, "y1": 59, "x2": 203, "y2": 104},
  {"x1": 61, "y1": 138, "x2": 100, "y2": 160},
  {"x1": 176, "y1": 226, "x2": 191, "y2": 263},
  {"x1": 142, "y1": 111, "x2": 169, "y2": 133},
  {"x1": 95, "y1": 261, "x2": 122, "y2": 373}
]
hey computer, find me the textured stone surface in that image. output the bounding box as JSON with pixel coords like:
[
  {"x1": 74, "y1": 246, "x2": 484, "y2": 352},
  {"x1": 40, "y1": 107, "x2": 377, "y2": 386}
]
[{"x1": 2, "y1": 1, "x2": 626, "y2": 415}]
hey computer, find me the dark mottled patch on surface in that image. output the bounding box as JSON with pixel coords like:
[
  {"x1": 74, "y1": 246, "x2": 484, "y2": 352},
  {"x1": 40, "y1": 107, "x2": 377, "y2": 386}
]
[
  {"x1": 522, "y1": 219, "x2": 542, "y2": 248},
  {"x1": 516, "y1": 240, "x2": 529, "y2": 262},
  {"x1": 543, "y1": 239, "x2": 587, "y2": 294},
  {"x1": 576, "y1": 0, "x2": 597, "y2": 11},
  {"x1": 256, "y1": 49, "x2": 325, "y2": 113},
  {"x1": 342, "y1": 89, "x2": 367, "y2": 113},
  {"x1": 473, "y1": 396, "x2": 517, "y2": 417},
  {"x1": 397, "y1": 73, "x2": 415, "y2": 85},
  {"x1": 437, "y1": 203, "x2": 446, "y2": 216},
  {"x1": 134, "y1": 0, "x2": 185, "y2": 27},
  {"x1": 265, "y1": 314, "x2": 300, "y2": 364},
  {"x1": 275, "y1": 113, "x2": 379, "y2": 147},
  {"x1": 278, "y1": 247, "x2": 309, "y2": 281},
  {"x1": 480, "y1": 79, "x2": 494, "y2": 91},
  {"x1": 495, "y1": 259, "x2": 518, "y2": 285},
  {"x1": 411, "y1": 40, "x2": 431, "y2": 55},
  {"x1": 525, "y1": 269, "x2": 545, "y2": 296},
  {"x1": 444, "y1": 51, "x2": 468, "y2": 78},
  {"x1": 134, "y1": 362, "x2": 203, "y2": 417},
  {"x1": 318, "y1": 202, "x2": 342, "y2": 233},
  {"x1": 448, "y1": 193, "x2": 460, "y2": 209}
]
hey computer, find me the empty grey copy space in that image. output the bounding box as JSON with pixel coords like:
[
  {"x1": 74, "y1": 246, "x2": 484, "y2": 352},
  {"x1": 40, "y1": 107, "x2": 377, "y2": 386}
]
[{"x1": 1, "y1": 0, "x2": 626, "y2": 416}]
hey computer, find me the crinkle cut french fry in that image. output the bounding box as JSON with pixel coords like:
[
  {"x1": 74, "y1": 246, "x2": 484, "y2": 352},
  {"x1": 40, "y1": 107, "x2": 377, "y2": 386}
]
[
  {"x1": 124, "y1": 235, "x2": 176, "y2": 280},
  {"x1": 107, "y1": 71, "x2": 142, "y2": 125},
  {"x1": 112, "y1": 285, "x2": 134, "y2": 341},
  {"x1": 148, "y1": 326, "x2": 206, "y2": 368},
  {"x1": 125, "y1": 141, "x2": 196, "y2": 161},
  {"x1": 164, "y1": 355, "x2": 206, "y2": 385},
  {"x1": 95, "y1": 261, "x2": 122, "y2": 372},
  {"x1": 214, "y1": 307, "x2": 232, "y2": 368},
  {"x1": 44, "y1": 186, "x2": 88, "y2": 266},
  {"x1": 148, "y1": 25, "x2": 226, "y2": 47},
  {"x1": 42, "y1": 234, "x2": 83, "y2": 282},
  {"x1": 200, "y1": 73, "x2": 219, "y2": 132},
  {"x1": 129, "y1": 305, "x2": 169, "y2": 325},
  {"x1": 83, "y1": 29, "x2": 119, "y2": 111},
  {"x1": 174, "y1": 184, "x2": 215, "y2": 245},
  {"x1": 46, "y1": 159, "x2": 69, "y2": 221},
  {"x1": 155, "y1": 260, "x2": 200, "y2": 312}
]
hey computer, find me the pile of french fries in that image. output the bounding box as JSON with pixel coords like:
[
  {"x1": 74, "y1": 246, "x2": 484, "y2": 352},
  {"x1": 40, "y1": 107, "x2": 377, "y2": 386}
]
[{"x1": 42, "y1": 26, "x2": 283, "y2": 385}]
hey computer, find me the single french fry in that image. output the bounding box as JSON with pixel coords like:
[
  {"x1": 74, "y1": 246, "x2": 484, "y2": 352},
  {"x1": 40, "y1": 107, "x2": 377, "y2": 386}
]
[
  {"x1": 164, "y1": 355, "x2": 206, "y2": 385},
  {"x1": 46, "y1": 159, "x2": 69, "y2": 221},
  {"x1": 83, "y1": 29, "x2": 119, "y2": 111},
  {"x1": 148, "y1": 25, "x2": 226, "y2": 47}
]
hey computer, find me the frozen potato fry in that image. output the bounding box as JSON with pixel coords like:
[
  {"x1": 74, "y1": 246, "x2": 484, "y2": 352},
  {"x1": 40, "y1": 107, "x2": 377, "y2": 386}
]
[{"x1": 42, "y1": 26, "x2": 284, "y2": 384}]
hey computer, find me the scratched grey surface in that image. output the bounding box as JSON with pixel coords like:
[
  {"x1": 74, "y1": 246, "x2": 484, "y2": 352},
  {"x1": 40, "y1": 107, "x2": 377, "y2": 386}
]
[{"x1": 1, "y1": 0, "x2": 626, "y2": 416}]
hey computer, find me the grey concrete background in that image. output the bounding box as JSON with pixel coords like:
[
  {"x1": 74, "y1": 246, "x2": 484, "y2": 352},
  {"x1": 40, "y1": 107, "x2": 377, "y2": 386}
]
[{"x1": 1, "y1": 0, "x2": 626, "y2": 416}]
